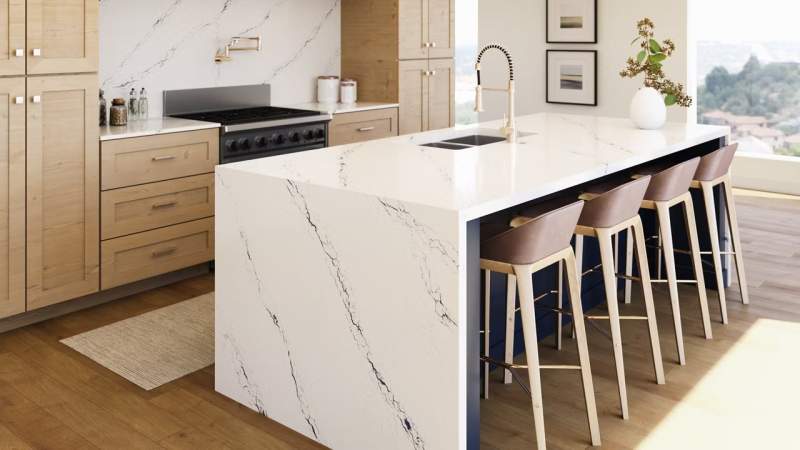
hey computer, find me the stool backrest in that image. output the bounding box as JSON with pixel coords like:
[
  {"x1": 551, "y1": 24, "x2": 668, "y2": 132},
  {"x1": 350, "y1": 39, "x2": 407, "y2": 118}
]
[
  {"x1": 580, "y1": 176, "x2": 651, "y2": 228},
  {"x1": 694, "y1": 143, "x2": 738, "y2": 182},
  {"x1": 644, "y1": 157, "x2": 701, "y2": 202},
  {"x1": 481, "y1": 200, "x2": 584, "y2": 265}
]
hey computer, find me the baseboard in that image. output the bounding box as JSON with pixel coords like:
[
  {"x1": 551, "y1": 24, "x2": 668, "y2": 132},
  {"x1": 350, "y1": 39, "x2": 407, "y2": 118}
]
[{"x1": 0, "y1": 264, "x2": 212, "y2": 334}]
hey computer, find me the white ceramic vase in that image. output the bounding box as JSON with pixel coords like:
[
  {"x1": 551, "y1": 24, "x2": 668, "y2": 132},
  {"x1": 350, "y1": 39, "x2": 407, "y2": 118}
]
[{"x1": 630, "y1": 87, "x2": 666, "y2": 130}]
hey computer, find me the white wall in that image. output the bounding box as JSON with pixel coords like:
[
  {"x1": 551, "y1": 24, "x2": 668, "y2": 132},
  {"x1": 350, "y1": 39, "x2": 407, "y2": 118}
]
[
  {"x1": 477, "y1": 0, "x2": 692, "y2": 122},
  {"x1": 100, "y1": 0, "x2": 341, "y2": 117}
]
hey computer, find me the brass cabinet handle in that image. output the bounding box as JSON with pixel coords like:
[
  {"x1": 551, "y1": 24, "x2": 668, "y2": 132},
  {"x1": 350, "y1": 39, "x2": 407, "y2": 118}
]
[
  {"x1": 357, "y1": 126, "x2": 376, "y2": 132},
  {"x1": 151, "y1": 200, "x2": 178, "y2": 209},
  {"x1": 13, "y1": 97, "x2": 24, "y2": 105},
  {"x1": 31, "y1": 48, "x2": 41, "y2": 57},
  {"x1": 422, "y1": 42, "x2": 430, "y2": 48},
  {"x1": 31, "y1": 96, "x2": 41, "y2": 104},
  {"x1": 430, "y1": 70, "x2": 437, "y2": 76},
  {"x1": 430, "y1": 42, "x2": 437, "y2": 48},
  {"x1": 151, "y1": 246, "x2": 178, "y2": 258},
  {"x1": 151, "y1": 155, "x2": 176, "y2": 162},
  {"x1": 14, "y1": 49, "x2": 23, "y2": 57}
]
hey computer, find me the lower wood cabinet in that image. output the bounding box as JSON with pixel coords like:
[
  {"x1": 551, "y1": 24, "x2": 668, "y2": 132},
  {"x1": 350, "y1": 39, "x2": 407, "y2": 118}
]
[
  {"x1": 101, "y1": 218, "x2": 214, "y2": 290},
  {"x1": 0, "y1": 77, "x2": 26, "y2": 318},
  {"x1": 26, "y1": 73, "x2": 99, "y2": 310},
  {"x1": 330, "y1": 108, "x2": 399, "y2": 146}
]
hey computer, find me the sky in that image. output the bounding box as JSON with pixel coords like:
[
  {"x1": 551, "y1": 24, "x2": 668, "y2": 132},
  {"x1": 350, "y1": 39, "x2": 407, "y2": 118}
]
[{"x1": 695, "y1": 0, "x2": 800, "y2": 42}]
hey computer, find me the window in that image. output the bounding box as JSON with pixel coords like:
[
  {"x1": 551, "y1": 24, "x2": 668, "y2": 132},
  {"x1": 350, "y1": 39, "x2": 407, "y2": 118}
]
[{"x1": 455, "y1": 0, "x2": 478, "y2": 125}]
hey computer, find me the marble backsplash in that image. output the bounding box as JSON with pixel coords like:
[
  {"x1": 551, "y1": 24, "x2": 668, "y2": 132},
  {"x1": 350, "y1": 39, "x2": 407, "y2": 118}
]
[{"x1": 100, "y1": 0, "x2": 341, "y2": 117}]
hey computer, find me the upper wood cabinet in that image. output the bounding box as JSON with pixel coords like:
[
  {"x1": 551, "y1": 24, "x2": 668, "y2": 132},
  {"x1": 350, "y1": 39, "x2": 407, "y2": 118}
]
[
  {"x1": 398, "y1": 59, "x2": 454, "y2": 135},
  {"x1": 0, "y1": 77, "x2": 26, "y2": 319},
  {"x1": 427, "y1": 58, "x2": 455, "y2": 130},
  {"x1": 26, "y1": 74, "x2": 99, "y2": 310},
  {"x1": 26, "y1": 0, "x2": 98, "y2": 75},
  {"x1": 0, "y1": 0, "x2": 26, "y2": 76},
  {"x1": 398, "y1": 0, "x2": 454, "y2": 60}
]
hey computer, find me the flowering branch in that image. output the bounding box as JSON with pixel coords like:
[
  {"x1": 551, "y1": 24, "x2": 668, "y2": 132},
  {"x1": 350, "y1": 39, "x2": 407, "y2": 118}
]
[{"x1": 619, "y1": 18, "x2": 693, "y2": 107}]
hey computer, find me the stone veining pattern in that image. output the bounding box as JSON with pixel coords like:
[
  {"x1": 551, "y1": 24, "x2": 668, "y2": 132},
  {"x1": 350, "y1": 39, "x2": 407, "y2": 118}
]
[{"x1": 100, "y1": 0, "x2": 341, "y2": 117}]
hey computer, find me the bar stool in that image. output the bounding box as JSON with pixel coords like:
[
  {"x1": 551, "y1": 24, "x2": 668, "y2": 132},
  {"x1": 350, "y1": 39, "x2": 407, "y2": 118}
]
[
  {"x1": 691, "y1": 143, "x2": 749, "y2": 323},
  {"x1": 540, "y1": 177, "x2": 665, "y2": 421},
  {"x1": 623, "y1": 157, "x2": 713, "y2": 366},
  {"x1": 481, "y1": 200, "x2": 601, "y2": 449}
]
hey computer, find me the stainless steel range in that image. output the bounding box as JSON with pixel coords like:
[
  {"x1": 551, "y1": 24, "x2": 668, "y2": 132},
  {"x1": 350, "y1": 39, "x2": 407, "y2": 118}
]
[{"x1": 164, "y1": 85, "x2": 331, "y2": 164}]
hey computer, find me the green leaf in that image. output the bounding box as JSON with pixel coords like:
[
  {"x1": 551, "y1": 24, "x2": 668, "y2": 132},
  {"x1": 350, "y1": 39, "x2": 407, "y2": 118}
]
[
  {"x1": 650, "y1": 53, "x2": 667, "y2": 63},
  {"x1": 637, "y1": 50, "x2": 646, "y2": 63},
  {"x1": 664, "y1": 94, "x2": 677, "y2": 106},
  {"x1": 650, "y1": 62, "x2": 663, "y2": 71},
  {"x1": 649, "y1": 39, "x2": 662, "y2": 53}
]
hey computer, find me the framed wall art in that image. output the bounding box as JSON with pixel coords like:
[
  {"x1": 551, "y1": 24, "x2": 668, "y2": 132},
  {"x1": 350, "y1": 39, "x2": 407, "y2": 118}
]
[
  {"x1": 546, "y1": 0, "x2": 598, "y2": 44},
  {"x1": 546, "y1": 50, "x2": 597, "y2": 106}
]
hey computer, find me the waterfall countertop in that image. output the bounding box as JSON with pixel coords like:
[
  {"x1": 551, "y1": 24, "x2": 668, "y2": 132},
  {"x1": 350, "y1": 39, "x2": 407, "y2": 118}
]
[
  {"x1": 219, "y1": 113, "x2": 729, "y2": 220},
  {"x1": 214, "y1": 112, "x2": 729, "y2": 450}
]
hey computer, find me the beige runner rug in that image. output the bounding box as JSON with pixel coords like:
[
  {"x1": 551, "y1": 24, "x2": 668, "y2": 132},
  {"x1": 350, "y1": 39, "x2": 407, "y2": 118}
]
[{"x1": 61, "y1": 293, "x2": 214, "y2": 390}]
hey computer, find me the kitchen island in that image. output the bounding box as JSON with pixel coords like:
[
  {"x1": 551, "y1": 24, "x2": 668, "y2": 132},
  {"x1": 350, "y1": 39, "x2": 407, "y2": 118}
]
[{"x1": 214, "y1": 113, "x2": 729, "y2": 450}]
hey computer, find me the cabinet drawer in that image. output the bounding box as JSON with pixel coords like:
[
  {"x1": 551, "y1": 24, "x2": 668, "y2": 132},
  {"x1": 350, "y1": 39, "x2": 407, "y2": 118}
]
[
  {"x1": 101, "y1": 174, "x2": 214, "y2": 240},
  {"x1": 101, "y1": 218, "x2": 214, "y2": 290},
  {"x1": 330, "y1": 108, "x2": 399, "y2": 146},
  {"x1": 101, "y1": 129, "x2": 219, "y2": 190}
]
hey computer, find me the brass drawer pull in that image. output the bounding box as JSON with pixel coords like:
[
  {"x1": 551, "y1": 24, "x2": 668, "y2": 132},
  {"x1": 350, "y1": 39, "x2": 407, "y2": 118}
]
[
  {"x1": 14, "y1": 49, "x2": 23, "y2": 57},
  {"x1": 151, "y1": 246, "x2": 178, "y2": 258},
  {"x1": 152, "y1": 200, "x2": 178, "y2": 209},
  {"x1": 357, "y1": 126, "x2": 376, "y2": 132},
  {"x1": 151, "y1": 155, "x2": 176, "y2": 162},
  {"x1": 31, "y1": 48, "x2": 42, "y2": 57}
]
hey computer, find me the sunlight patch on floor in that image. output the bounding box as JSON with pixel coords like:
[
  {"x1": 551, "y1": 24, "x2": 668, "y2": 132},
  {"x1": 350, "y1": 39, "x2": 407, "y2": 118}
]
[{"x1": 638, "y1": 318, "x2": 800, "y2": 449}]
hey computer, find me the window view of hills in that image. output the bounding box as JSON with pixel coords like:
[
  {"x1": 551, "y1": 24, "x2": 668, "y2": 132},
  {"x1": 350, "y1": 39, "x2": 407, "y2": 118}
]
[{"x1": 698, "y1": 41, "x2": 800, "y2": 157}]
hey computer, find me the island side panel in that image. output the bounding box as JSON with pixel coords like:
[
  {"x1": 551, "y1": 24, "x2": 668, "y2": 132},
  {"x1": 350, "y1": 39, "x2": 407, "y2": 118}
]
[{"x1": 215, "y1": 167, "x2": 463, "y2": 450}]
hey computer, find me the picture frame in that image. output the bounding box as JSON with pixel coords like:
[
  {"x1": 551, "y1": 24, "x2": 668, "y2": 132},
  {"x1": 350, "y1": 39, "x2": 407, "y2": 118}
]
[
  {"x1": 546, "y1": 0, "x2": 598, "y2": 44},
  {"x1": 546, "y1": 50, "x2": 598, "y2": 106}
]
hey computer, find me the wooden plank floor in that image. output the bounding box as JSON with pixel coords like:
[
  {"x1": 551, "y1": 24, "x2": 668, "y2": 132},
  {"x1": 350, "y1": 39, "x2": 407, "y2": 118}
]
[
  {"x1": 481, "y1": 193, "x2": 800, "y2": 449},
  {"x1": 0, "y1": 193, "x2": 796, "y2": 449}
]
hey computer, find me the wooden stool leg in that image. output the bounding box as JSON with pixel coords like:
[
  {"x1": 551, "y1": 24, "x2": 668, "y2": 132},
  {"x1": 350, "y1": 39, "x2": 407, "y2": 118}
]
[
  {"x1": 723, "y1": 177, "x2": 750, "y2": 304},
  {"x1": 563, "y1": 251, "x2": 602, "y2": 446},
  {"x1": 632, "y1": 217, "x2": 665, "y2": 384},
  {"x1": 624, "y1": 227, "x2": 634, "y2": 304},
  {"x1": 555, "y1": 261, "x2": 563, "y2": 351},
  {"x1": 571, "y1": 235, "x2": 584, "y2": 340},
  {"x1": 504, "y1": 274, "x2": 517, "y2": 384},
  {"x1": 682, "y1": 195, "x2": 713, "y2": 339},
  {"x1": 656, "y1": 202, "x2": 687, "y2": 366},
  {"x1": 514, "y1": 264, "x2": 547, "y2": 450},
  {"x1": 483, "y1": 269, "x2": 491, "y2": 399},
  {"x1": 700, "y1": 182, "x2": 728, "y2": 324},
  {"x1": 597, "y1": 229, "x2": 630, "y2": 420}
]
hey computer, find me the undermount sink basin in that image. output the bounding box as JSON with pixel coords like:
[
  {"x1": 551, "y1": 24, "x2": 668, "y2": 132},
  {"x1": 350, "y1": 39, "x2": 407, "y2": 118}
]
[
  {"x1": 420, "y1": 142, "x2": 473, "y2": 150},
  {"x1": 442, "y1": 135, "x2": 508, "y2": 146}
]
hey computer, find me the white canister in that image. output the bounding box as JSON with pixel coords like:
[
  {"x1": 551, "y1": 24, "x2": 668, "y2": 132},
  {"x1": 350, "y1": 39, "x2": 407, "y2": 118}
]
[
  {"x1": 340, "y1": 79, "x2": 357, "y2": 104},
  {"x1": 317, "y1": 76, "x2": 340, "y2": 104}
]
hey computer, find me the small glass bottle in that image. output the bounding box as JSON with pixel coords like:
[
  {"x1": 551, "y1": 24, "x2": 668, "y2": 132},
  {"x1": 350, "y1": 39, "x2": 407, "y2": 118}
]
[
  {"x1": 138, "y1": 87, "x2": 149, "y2": 120},
  {"x1": 128, "y1": 88, "x2": 138, "y2": 119},
  {"x1": 110, "y1": 98, "x2": 128, "y2": 126},
  {"x1": 99, "y1": 89, "x2": 108, "y2": 126}
]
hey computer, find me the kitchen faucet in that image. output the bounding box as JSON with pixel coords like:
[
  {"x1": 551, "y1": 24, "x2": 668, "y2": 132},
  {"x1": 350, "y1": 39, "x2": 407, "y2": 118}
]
[{"x1": 474, "y1": 44, "x2": 516, "y2": 143}]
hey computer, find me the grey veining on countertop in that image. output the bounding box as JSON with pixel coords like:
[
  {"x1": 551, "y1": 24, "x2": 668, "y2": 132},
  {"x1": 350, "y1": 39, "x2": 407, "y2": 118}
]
[
  {"x1": 100, "y1": 117, "x2": 220, "y2": 141},
  {"x1": 287, "y1": 102, "x2": 400, "y2": 115}
]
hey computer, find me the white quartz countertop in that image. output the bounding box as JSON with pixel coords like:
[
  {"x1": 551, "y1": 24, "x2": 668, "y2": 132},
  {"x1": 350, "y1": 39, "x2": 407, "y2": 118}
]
[
  {"x1": 219, "y1": 113, "x2": 729, "y2": 220},
  {"x1": 286, "y1": 102, "x2": 399, "y2": 115},
  {"x1": 100, "y1": 117, "x2": 220, "y2": 141}
]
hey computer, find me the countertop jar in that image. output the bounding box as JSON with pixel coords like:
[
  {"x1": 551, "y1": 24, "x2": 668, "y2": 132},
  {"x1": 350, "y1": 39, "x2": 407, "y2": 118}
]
[{"x1": 110, "y1": 98, "x2": 128, "y2": 126}]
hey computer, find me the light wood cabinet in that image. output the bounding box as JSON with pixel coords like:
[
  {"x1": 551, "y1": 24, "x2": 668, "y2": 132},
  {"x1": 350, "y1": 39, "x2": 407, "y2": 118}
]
[
  {"x1": 398, "y1": 59, "x2": 454, "y2": 135},
  {"x1": 0, "y1": 77, "x2": 26, "y2": 318},
  {"x1": 343, "y1": 0, "x2": 455, "y2": 135},
  {"x1": 26, "y1": 0, "x2": 98, "y2": 75},
  {"x1": 0, "y1": 0, "x2": 26, "y2": 77},
  {"x1": 330, "y1": 108, "x2": 399, "y2": 146},
  {"x1": 26, "y1": 73, "x2": 99, "y2": 310}
]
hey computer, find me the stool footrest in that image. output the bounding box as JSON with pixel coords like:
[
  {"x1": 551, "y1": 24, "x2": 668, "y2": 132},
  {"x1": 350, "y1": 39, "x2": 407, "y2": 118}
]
[
  {"x1": 481, "y1": 356, "x2": 581, "y2": 372},
  {"x1": 585, "y1": 315, "x2": 649, "y2": 321},
  {"x1": 650, "y1": 279, "x2": 698, "y2": 284}
]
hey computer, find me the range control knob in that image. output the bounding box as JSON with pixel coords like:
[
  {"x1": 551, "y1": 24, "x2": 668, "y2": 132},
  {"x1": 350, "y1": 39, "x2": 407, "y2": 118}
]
[
  {"x1": 269, "y1": 133, "x2": 285, "y2": 145},
  {"x1": 304, "y1": 130, "x2": 315, "y2": 140},
  {"x1": 225, "y1": 140, "x2": 238, "y2": 152},
  {"x1": 237, "y1": 138, "x2": 251, "y2": 150},
  {"x1": 289, "y1": 132, "x2": 301, "y2": 143},
  {"x1": 315, "y1": 128, "x2": 325, "y2": 139},
  {"x1": 255, "y1": 136, "x2": 267, "y2": 147}
]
